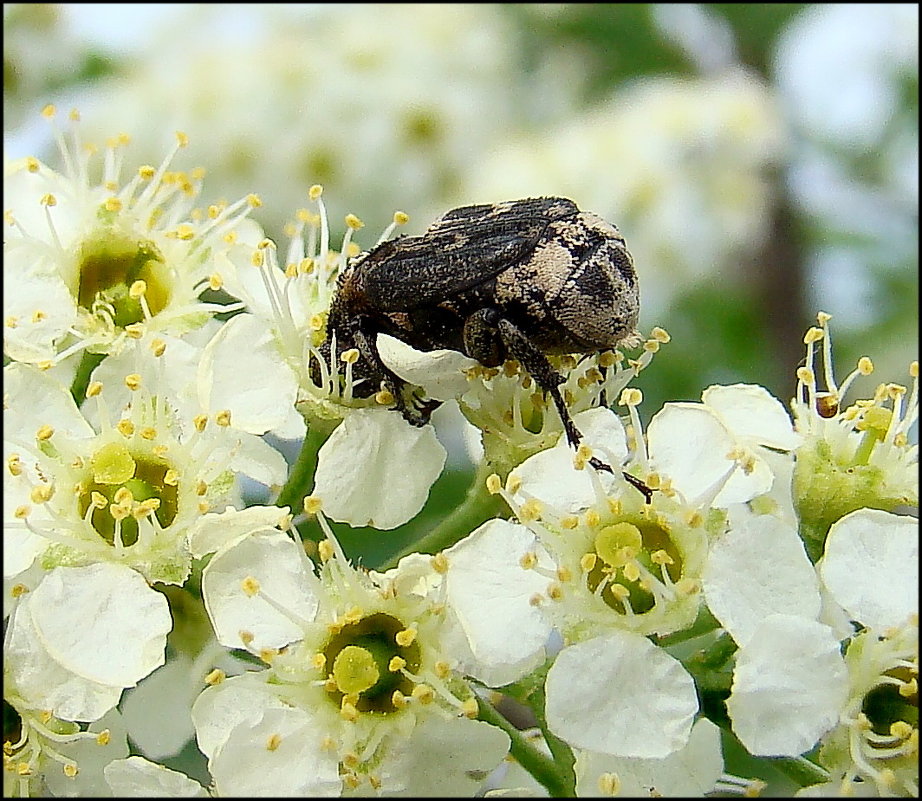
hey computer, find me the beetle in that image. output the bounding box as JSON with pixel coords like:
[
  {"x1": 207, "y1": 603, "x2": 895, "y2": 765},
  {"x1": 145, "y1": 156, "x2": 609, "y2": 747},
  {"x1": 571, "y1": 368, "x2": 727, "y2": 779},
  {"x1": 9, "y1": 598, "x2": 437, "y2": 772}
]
[{"x1": 322, "y1": 196, "x2": 648, "y2": 495}]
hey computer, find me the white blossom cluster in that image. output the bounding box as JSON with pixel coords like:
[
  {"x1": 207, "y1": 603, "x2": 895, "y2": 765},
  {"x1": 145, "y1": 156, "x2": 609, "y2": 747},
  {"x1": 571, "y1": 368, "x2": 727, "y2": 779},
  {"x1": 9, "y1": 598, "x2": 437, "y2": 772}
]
[{"x1": 3, "y1": 111, "x2": 918, "y2": 797}]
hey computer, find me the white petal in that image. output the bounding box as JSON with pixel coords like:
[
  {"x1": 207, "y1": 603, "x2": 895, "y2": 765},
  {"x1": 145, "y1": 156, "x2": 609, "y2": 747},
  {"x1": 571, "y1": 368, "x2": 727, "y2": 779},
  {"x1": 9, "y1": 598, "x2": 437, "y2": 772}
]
[
  {"x1": 7, "y1": 565, "x2": 170, "y2": 721},
  {"x1": 104, "y1": 757, "x2": 208, "y2": 797},
  {"x1": 510, "y1": 408, "x2": 624, "y2": 513},
  {"x1": 1, "y1": 249, "x2": 76, "y2": 363},
  {"x1": 647, "y1": 403, "x2": 745, "y2": 506},
  {"x1": 702, "y1": 384, "x2": 802, "y2": 450},
  {"x1": 198, "y1": 314, "x2": 299, "y2": 435},
  {"x1": 191, "y1": 676, "x2": 269, "y2": 759},
  {"x1": 727, "y1": 614, "x2": 848, "y2": 756},
  {"x1": 312, "y1": 408, "x2": 446, "y2": 529},
  {"x1": 187, "y1": 505, "x2": 292, "y2": 558},
  {"x1": 703, "y1": 514, "x2": 821, "y2": 646},
  {"x1": 377, "y1": 333, "x2": 478, "y2": 400},
  {"x1": 209, "y1": 704, "x2": 341, "y2": 796},
  {"x1": 545, "y1": 632, "x2": 698, "y2": 758},
  {"x1": 444, "y1": 519, "x2": 553, "y2": 679},
  {"x1": 6, "y1": 606, "x2": 122, "y2": 721},
  {"x1": 4, "y1": 362, "x2": 95, "y2": 442},
  {"x1": 28, "y1": 564, "x2": 171, "y2": 688},
  {"x1": 382, "y1": 716, "x2": 511, "y2": 796},
  {"x1": 819, "y1": 509, "x2": 918, "y2": 630},
  {"x1": 202, "y1": 530, "x2": 319, "y2": 651},
  {"x1": 217, "y1": 430, "x2": 289, "y2": 489},
  {"x1": 574, "y1": 718, "x2": 723, "y2": 797}
]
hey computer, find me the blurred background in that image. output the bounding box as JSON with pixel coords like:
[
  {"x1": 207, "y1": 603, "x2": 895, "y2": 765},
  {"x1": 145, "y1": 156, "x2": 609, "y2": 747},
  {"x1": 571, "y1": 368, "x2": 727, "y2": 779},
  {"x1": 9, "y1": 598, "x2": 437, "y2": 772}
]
[{"x1": 6, "y1": 3, "x2": 917, "y2": 413}]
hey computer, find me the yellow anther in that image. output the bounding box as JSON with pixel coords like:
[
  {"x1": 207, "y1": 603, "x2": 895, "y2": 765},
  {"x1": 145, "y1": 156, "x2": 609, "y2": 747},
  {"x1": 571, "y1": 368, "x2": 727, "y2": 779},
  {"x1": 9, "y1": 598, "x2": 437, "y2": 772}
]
[
  {"x1": 580, "y1": 553, "x2": 598, "y2": 572},
  {"x1": 910, "y1": 361, "x2": 919, "y2": 378},
  {"x1": 205, "y1": 668, "x2": 226, "y2": 685},
  {"x1": 340, "y1": 348, "x2": 360, "y2": 364},
  {"x1": 208, "y1": 273, "x2": 224, "y2": 291},
  {"x1": 519, "y1": 551, "x2": 538, "y2": 570},
  {"x1": 395, "y1": 628, "x2": 417, "y2": 647},
  {"x1": 63, "y1": 764, "x2": 78, "y2": 779},
  {"x1": 26, "y1": 156, "x2": 41, "y2": 173},
  {"x1": 309, "y1": 184, "x2": 323, "y2": 200},
  {"x1": 519, "y1": 498, "x2": 543, "y2": 522},
  {"x1": 803, "y1": 327, "x2": 824, "y2": 344},
  {"x1": 796, "y1": 366, "x2": 815, "y2": 385},
  {"x1": 266, "y1": 733, "x2": 282, "y2": 752},
  {"x1": 345, "y1": 214, "x2": 364, "y2": 230},
  {"x1": 7, "y1": 454, "x2": 22, "y2": 476},
  {"x1": 618, "y1": 387, "x2": 642, "y2": 407},
  {"x1": 196, "y1": 480, "x2": 208, "y2": 496},
  {"x1": 96, "y1": 729, "x2": 111, "y2": 745},
  {"x1": 393, "y1": 211, "x2": 409, "y2": 225},
  {"x1": 598, "y1": 772, "x2": 621, "y2": 796},
  {"x1": 128, "y1": 280, "x2": 147, "y2": 299},
  {"x1": 318, "y1": 539, "x2": 334, "y2": 562},
  {"x1": 434, "y1": 660, "x2": 451, "y2": 679},
  {"x1": 561, "y1": 515, "x2": 579, "y2": 530},
  {"x1": 241, "y1": 576, "x2": 260, "y2": 597},
  {"x1": 139, "y1": 426, "x2": 157, "y2": 440},
  {"x1": 124, "y1": 374, "x2": 142, "y2": 391},
  {"x1": 392, "y1": 689, "x2": 408, "y2": 709},
  {"x1": 36, "y1": 424, "x2": 54, "y2": 441},
  {"x1": 215, "y1": 409, "x2": 232, "y2": 427},
  {"x1": 650, "y1": 326, "x2": 670, "y2": 343},
  {"x1": 41, "y1": 193, "x2": 57, "y2": 207},
  {"x1": 557, "y1": 566, "x2": 572, "y2": 583},
  {"x1": 412, "y1": 684, "x2": 435, "y2": 704},
  {"x1": 85, "y1": 380, "x2": 104, "y2": 398},
  {"x1": 461, "y1": 697, "x2": 479, "y2": 718},
  {"x1": 547, "y1": 582, "x2": 563, "y2": 601},
  {"x1": 584, "y1": 508, "x2": 601, "y2": 528},
  {"x1": 303, "y1": 495, "x2": 323, "y2": 515},
  {"x1": 340, "y1": 701, "x2": 359, "y2": 722},
  {"x1": 817, "y1": 311, "x2": 832, "y2": 325},
  {"x1": 239, "y1": 630, "x2": 255, "y2": 647},
  {"x1": 505, "y1": 474, "x2": 522, "y2": 494},
  {"x1": 856, "y1": 356, "x2": 874, "y2": 375},
  {"x1": 388, "y1": 655, "x2": 406, "y2": 673},
  {"x1": 30, "y1": 485, "x2": 53, "y2": 503},
  {"x1": 125, "y1": 323, "x2": 145, "y2": 339},
  {"x1": 431, "y1": 552, "x2": 449, "y2": 574}
]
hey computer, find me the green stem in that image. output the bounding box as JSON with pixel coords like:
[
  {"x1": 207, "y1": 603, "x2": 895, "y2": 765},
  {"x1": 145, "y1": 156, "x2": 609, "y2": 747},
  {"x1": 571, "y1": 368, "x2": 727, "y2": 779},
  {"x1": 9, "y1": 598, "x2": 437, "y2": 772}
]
[
  {"x1": 70, "y1": 351, "x2": 106, "y2": 405},
  {"x1": 379, "y1": 461, "x2": 507, "y2": 570},
  {"x1": 274, "y1": 423, "x2": 332, "y2": 513},
  {"x1": 768, "y1": 755, "x2": 830, "y2": 788},
  {"x1": 475, "y1": 695, "x2": 574, "y2": 798}
]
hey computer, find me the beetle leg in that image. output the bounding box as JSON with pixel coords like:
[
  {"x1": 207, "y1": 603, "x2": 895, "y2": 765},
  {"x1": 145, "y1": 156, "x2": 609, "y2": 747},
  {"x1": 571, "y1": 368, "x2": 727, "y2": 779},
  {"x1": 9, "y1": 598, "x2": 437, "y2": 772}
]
[
  {"x1": 496, "y1": 317, "x2": 653, "y2": 503},
  {"x1": 495, "y1": 318, "x2": 581, "y2": 450},
  {"x1": 352, "y1": 326, "x2": 440, "y2": 427}
]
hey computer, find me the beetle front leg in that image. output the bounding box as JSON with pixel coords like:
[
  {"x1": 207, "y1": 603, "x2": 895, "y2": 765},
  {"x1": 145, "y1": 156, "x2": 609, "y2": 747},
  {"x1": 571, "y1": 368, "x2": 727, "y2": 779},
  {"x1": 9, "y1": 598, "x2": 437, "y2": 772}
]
[{"x1": 352, "y1": 327, "x2": 441, "y2": 426}]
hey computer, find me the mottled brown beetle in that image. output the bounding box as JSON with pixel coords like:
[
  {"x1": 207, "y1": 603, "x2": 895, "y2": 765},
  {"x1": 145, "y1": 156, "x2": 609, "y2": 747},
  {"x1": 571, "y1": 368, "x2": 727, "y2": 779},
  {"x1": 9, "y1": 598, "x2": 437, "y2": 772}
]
[{"x1": 322, "y1": 196, "x2": 648, "y2": 494}]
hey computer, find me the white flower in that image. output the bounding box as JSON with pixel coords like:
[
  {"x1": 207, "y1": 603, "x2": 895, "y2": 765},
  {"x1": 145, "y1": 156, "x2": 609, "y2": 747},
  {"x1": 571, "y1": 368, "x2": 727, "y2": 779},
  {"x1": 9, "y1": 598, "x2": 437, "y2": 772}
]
[
  {"x1": 3, "y1": 107, "x2": 260, "y2": 366},
  {"x1": 791, "y1": 314, "x2": 918, "y2": 557},
  {"x1": 192, "y1": 514, "x2": 510, "y2": 795},
  {"x1": 726, "y1": 509, "x2": 918, "y2": 794},
  {"x1": 3, "y1": 361, "x2": 285, "y2": 587},
  {"x1": 4, "y1": 563, "x2": 171, "y2": 722}
]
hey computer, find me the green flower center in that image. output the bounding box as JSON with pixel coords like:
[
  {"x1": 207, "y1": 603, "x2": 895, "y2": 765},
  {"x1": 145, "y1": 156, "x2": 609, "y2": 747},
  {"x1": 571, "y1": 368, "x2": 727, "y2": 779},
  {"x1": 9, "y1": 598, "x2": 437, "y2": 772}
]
[
  {"x1": 76, "y1": 229, "x2": 170, "y2": 327},
  {"x1": 587, "y1": 519, "x2": 682, "y2": 615},
  {"x1": 322, "y1": 613, "x2": 421, "y2": 714},
  {"x1": 77, "y1": 441, "x2": 178, "y2": 547}
]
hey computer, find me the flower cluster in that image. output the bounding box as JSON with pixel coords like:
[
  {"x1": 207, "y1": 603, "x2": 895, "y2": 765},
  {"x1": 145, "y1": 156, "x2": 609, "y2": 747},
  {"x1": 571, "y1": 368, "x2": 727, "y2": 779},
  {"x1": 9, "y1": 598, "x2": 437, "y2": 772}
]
[{"x1": 3, "y1": 111, "x2": 917, "y2": 798}]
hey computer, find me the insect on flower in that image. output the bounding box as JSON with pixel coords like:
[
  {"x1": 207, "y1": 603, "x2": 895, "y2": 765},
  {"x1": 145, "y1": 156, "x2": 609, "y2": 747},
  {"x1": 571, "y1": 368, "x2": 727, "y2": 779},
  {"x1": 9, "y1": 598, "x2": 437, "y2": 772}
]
[{"x1": 322, "y1": 196, "x2": 650, "y2": 496}]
